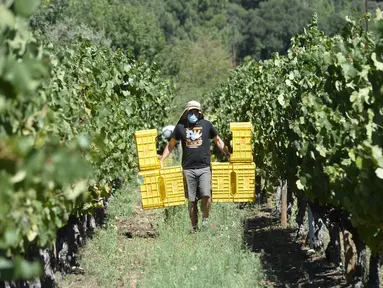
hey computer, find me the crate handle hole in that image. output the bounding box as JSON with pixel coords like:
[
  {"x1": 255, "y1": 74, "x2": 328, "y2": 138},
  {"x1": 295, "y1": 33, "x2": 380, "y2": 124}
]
[{"x1": 230, "y1": 171, "x2": 237, "y2": 195}]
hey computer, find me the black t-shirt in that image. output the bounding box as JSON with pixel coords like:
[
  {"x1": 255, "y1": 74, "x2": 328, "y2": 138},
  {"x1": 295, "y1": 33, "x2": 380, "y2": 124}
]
[{"x1": 171, "y1": 119, "x2": 218, "y2": 169}]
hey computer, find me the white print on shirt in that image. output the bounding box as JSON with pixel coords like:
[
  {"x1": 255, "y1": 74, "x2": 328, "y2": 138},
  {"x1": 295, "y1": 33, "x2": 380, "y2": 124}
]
[{"x1": 185, "y1": 127, "x2": 203, "y2": 148}]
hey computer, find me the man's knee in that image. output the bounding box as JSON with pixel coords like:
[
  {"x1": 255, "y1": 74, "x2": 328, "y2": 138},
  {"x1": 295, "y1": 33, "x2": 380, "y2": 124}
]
[{"x1": 189, "y1": 201, "x2": 198, "y2": 209}]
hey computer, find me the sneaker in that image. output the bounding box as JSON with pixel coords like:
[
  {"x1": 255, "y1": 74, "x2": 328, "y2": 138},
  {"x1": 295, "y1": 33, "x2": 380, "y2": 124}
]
[
  {"x1": 201, "y1": 219, "x2": 208, "y2": 231},
  {"x1": 190, "y1": 226, "x2": 198, "y2": 234}
]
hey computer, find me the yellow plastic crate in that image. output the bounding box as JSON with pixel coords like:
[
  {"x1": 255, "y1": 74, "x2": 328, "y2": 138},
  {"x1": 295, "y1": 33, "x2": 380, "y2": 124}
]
[
  {"x1": 211, "y1": 162, "x2": 234, "y2": 202},
  {"x1": 232, "y1": 163, "x2": 256, "y2": 202},
  {"x1": 138, "y1": 170, "x2": 165, "y2": 209},
  {"x1": 230, "y1": 122, "x2": 253, "y2": 162},
  {"x1": 134, "y1": 129, "x2": 161, "y2": 171},
  {"x1": 160, "y1": 166, "x2": 186, "y2": 207}
]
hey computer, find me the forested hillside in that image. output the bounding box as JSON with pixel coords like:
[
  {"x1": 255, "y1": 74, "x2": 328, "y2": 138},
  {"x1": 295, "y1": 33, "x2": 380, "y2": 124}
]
[{"x1": 31, "y1": 0, "x2": 383, "y2": 122}]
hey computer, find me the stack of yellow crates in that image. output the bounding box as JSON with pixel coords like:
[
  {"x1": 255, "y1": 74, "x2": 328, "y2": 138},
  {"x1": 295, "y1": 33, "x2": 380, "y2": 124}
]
[
  {"x1": 134, "y1": 129, "x2": 186, "y2": 210},
  {"x1": 211, "y1": 122, "x2": 256, "y2": 202},
  {"x1": 135, "y1": 122, "x2": 255, "y2": 209},
  {"x1": 230, "y1": 123, "x2": 256, "y2": 202}
]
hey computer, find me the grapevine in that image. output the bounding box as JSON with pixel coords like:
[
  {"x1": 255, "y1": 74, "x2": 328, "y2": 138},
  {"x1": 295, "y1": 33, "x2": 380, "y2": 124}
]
[
  {"x1": 207, "y1": 14, "x2": 383, "y2": 253},
  {"x1": 0, "y1": 0, "x2": 173, "y2": 280}
]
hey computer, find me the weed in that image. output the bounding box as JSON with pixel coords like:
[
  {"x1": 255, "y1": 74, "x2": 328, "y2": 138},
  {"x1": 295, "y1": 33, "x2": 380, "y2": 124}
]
[{"x1": 140, "y1": 203, "x2": 266, "y2": 288}]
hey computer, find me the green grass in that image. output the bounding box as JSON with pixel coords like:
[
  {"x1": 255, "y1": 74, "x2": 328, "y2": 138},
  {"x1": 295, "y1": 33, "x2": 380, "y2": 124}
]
[
  {"x1": 57, "y1": 181, "x2": 266, "y2": 288},
  {"x1": 141, "y1": 204, "x2": 265, "y2": 288},
  {"x1": 106, "y1": 180, "x2": 139, "y2": 220}
]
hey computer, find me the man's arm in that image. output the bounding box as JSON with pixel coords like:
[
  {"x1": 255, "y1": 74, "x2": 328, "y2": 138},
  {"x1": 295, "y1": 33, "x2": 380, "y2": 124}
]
[
  {"x1": 213, "y1": 135, "x2": 230, "y2": 159},
  {"x1": 160, "y1": 138, "x2": 178, "y2": 168}
]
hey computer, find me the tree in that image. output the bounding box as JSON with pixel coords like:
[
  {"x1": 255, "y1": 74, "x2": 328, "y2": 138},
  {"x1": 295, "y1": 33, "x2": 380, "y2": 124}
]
[
  {"x1": 33, "y1": 0, "x2": 165, "y2": 63},
  {"x1": 239, "y1": 0, "x2": 313, "y2": 60},
  {"x1": 168, "y1": 36, "x2": 232, "y2": 124}
]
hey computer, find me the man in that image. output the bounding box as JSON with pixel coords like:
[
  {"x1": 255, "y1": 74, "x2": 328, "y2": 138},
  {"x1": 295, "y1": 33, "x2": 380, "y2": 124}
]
[{"x1": 160, "y1": 101, "x2": 230, "y2": 232}]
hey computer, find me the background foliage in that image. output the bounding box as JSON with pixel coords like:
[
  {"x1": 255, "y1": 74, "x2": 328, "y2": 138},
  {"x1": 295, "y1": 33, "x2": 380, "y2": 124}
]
[
  {"x1": 1, "y1": 0, "x2": 172, "y2": 281},
  {"x1": 31, "y1": 0, "x2": 381, "y2": 117},
  {"x1": 207, "y1": 13, "x2": 383, "y2": 253},
  {"x1": 2, "y1": 0, "x2": 383, "y2": 282}
]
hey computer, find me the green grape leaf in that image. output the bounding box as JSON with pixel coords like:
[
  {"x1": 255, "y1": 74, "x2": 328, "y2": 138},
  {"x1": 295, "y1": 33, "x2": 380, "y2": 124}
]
[{"x1": 14, "y1": 0, "x2": 41, "y2": 18}]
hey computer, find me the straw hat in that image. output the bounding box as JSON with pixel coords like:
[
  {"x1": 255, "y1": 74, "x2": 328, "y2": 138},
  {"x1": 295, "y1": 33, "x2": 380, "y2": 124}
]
[{"x1": 178, "y1": 100, "x2": 204, "y2": 124}]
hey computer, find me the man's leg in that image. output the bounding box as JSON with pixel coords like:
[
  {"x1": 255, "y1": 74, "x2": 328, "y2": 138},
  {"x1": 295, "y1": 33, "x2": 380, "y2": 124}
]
[
  {"x1": 201, "y1": 196, "x2": 211, "y2": 219},
  {"x1": 189, "y1": 201, "x2": 198, "y2": 231},
  {"x1": 197, "y1": 167, "x2": 212, "y2": 229},
  {"x1": 183, "y1": 169, "x2": 198, "y2": 231}
]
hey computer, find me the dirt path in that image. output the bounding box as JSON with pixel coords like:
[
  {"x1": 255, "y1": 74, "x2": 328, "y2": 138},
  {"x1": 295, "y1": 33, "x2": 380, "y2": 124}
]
[
  {"x1": 56, "y1": 205, "x2": 161, "y2": 288},
  {"x1": 119, "y1": 204, "x2": 348, "y2": 287},
  {"x1": 59, "y1": 202, "x2": 374, "y2": 288},
  {"x1": 243, "y1": 207, "x2": 347, "y2": 288}
]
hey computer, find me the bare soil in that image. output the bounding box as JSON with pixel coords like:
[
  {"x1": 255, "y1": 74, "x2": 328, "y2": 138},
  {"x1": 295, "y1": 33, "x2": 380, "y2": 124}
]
[
  {"x1": 116, "y1": 205, "x2": 160, "y2": 239},
  {"x1": 243, "y1": 207, "x2": 348, "y2": 288}
]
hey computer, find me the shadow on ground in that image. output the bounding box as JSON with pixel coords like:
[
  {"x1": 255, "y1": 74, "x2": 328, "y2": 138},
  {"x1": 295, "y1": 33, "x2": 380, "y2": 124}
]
[{"x1": 243, "y1": 211, "x2": 347, "y2": 288}]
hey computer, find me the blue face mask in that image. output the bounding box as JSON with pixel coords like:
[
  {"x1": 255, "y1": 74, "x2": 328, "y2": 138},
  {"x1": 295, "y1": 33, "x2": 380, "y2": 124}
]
[{"x1": 188, "y1": 113, "x2": 198, "y2": 123}]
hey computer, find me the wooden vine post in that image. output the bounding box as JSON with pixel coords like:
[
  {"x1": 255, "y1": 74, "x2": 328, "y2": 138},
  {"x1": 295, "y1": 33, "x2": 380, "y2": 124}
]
[{"x1": 281, "y1": 180, "x2": 288, "y2": 227}]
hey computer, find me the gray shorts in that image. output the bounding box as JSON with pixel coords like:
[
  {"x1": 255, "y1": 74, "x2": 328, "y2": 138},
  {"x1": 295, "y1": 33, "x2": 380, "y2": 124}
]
[{"x1": 183, "y1": 167, "x2": 212, "y2": 202}]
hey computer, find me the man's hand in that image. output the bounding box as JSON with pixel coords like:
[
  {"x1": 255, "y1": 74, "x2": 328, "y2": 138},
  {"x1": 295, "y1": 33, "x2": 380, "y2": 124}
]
[
  {"x1": 160, "y1": 138, "x2": 177, "y2": 168},
  {"x1": 214, "y1": 135, "x2": 230, "y2": 159}
]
